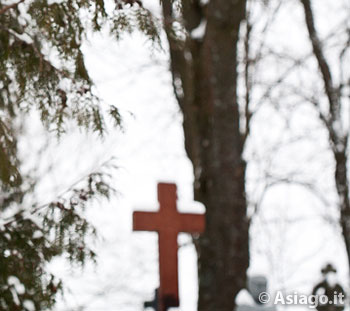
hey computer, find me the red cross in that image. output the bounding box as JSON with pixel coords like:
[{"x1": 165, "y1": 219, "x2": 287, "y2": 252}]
[{"x1": 133, "y1": 183, "x2": 205, "y2": 311}]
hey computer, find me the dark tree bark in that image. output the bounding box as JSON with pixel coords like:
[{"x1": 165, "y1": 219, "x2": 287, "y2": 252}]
[
  {"x1": 161, "y1": 1, "x2": 249, "y2": 310},
  {"x1": 300, "y1": 0, "x2": 350, "y2": 272}
]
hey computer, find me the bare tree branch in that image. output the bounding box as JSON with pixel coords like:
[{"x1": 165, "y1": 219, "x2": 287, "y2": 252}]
[{"x1": 300, "y1": 0, "x2": 339, "y2": 116}]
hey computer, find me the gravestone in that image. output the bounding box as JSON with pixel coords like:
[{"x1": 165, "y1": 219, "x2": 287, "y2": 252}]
[
  {"x1": 236, "y1": 276, "x2": 276, "y2": 311},
  {"x1": 312, "y1": 263, "x2": 346, "y2": 311}
]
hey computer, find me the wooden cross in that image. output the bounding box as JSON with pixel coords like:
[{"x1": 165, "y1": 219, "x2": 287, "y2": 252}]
[{"x1": 133, "y1": 183, "x2": 205, "y2": 311}]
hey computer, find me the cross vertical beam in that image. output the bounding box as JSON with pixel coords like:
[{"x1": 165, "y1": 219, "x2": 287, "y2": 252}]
[{"x1": 133, "y1": 183, "x2": 205, "y2": 311}]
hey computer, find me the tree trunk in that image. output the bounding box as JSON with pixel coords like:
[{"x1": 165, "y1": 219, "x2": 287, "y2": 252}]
[
  {"x1": 162, "y1": 1, "x2": 249, "y2": 310},
  {"x1": 336, "y1": 149, "x2": 350, "y2": 272}
]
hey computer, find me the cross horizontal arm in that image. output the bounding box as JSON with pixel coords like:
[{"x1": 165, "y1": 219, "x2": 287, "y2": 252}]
[
  {"x1": 133, "y1": 211, "x2": 162, "y2": 232},
  {"x1": 178, "y1": 214, "x2": 205, "y2": 233}
]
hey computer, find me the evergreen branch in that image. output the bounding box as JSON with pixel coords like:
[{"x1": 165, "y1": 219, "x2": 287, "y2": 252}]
[
  {"x1": 1, "y1": 158, "x2": 116, "y2": 228},
  {"x1": 0, "y1": 0, "x2": 25, "y2": 15}
]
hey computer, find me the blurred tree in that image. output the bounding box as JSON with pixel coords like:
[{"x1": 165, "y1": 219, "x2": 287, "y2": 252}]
[
  {"x1": 160, "y1": 1, "x2": 249, "y2": 310},
  {"x1": 0, "y1": 0, "x2": 159, "y2": 310},
  {"x1": 299, "y1": 0, "x2": 350, "y2": 279}
]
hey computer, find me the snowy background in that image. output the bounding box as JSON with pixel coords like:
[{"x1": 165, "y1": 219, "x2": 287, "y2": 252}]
[{"x1": 20, "y1": 1, "x2": 350, "y2": 310}]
